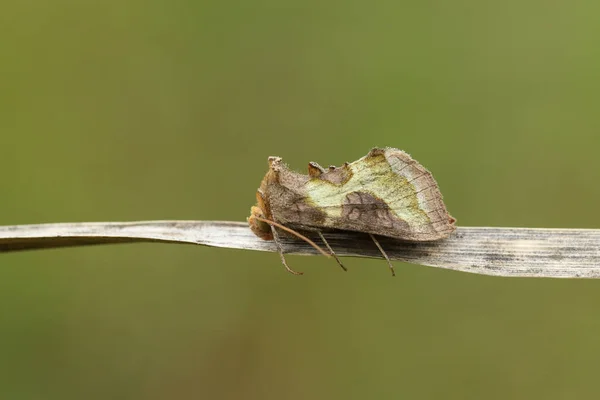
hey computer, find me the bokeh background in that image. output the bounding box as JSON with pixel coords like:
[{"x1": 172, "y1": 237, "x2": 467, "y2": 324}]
[{"x1": 2, "y1": 1, "x2": 600, "y2": 399}]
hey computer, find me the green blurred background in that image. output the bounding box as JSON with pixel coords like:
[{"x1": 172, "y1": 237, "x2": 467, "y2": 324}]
[{"x1": 2, "y1": 1, "x2": 600, "y2": 399}]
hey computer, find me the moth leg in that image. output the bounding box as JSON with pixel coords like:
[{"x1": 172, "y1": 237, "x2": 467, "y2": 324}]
[
  {"x1": 317, "y1": 231, "x2": 347, "y2": 271},
  {"x1": 369, "y1": 233, "x2": 395, "y2": 277},
  {"x1": 271, "y1": 225, "x2": 304, "y2": 275}
]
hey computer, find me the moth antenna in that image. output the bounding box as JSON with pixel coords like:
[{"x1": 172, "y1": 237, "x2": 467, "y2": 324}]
[
  {"x1": 270, "y1": 226, "x2": 303, "y2": 275},
  {"x1": 252, "y1": 215, "x2": 331, "y2": 259},
  {"x1": 317, "y1": 231, "x2": 347, "y2": 271},
  {"x1": 369, "y1": 233, "x2": 395, "y2": 276}
]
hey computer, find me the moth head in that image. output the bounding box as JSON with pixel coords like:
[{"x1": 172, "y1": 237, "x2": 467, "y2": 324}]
[
  {"x1": 248, "y1": 205, "x2": 274, "y2": 240},
  {"x1": 248, "y1": 189, "x2": 273, "y2": 240}
]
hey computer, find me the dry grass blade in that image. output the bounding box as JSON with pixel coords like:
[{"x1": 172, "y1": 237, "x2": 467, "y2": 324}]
[{"x1": 1, "y1": 220, "x2": 599, "y2": 278}]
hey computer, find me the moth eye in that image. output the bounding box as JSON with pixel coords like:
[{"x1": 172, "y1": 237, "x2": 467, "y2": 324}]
[{"x1": 328, "y1": 165, "x2": 336, "y2": 170}]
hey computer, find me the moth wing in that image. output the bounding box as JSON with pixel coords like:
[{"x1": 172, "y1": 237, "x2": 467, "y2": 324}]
[{"x1": 304, "y1": 148, "x2": 455, "y2": 241}]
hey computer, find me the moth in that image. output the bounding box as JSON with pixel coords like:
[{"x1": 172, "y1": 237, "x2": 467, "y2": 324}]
[{"x1": 248, "y1": 147, "x2": 456, "y2": 275}]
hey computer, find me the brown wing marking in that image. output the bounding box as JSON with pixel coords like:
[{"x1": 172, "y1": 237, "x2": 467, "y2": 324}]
[{"x1": 338, "y1": 191, "x2": 412, "y2": 237}]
